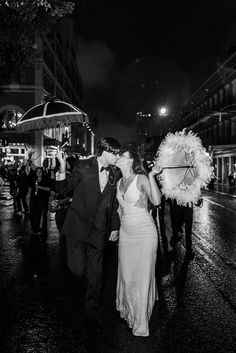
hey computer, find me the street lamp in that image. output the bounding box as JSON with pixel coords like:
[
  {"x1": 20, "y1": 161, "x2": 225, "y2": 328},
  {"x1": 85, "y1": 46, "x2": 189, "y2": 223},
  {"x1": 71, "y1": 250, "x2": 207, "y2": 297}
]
[
  {"x1": 159, "y1": 106, "x2": 168, "y2": 117},
  {"x1": 157, "y1": 103, "x2": 169, "y2": 136}
]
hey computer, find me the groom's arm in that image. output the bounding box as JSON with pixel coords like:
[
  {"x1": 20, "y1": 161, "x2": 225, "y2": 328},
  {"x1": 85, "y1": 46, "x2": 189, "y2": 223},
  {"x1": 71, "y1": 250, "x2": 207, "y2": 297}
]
[
  {"x1": 55, "y1": 154, "x2": 82, "y2": 195},
  {"x1": 109, "y1": 170, "x2": 121, "y2": 241},
  {"x1": 110, "y1": 196, "x2": 120, "y2": 231}
]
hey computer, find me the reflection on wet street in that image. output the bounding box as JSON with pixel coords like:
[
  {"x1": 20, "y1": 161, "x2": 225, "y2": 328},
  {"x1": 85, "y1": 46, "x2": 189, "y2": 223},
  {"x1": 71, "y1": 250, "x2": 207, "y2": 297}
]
[
  {"x1": 192, "y1": 192, "x2": 236, "y2": 310},
  {"x1": 0, "y1": 187, "x2": 236, "y2": 353}
]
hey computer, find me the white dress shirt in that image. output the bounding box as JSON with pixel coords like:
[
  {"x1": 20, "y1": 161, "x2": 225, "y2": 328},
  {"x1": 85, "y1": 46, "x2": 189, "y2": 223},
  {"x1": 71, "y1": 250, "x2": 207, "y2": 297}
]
[{"x1": 97, "y1": 159, "x2": 109, "y2": 192}]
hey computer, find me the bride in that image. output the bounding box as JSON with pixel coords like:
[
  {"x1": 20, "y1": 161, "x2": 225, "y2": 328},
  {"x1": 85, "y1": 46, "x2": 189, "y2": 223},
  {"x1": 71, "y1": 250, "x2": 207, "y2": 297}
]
[{"x1": 113, "y1": 149, "x2": 161, "y2": 337}]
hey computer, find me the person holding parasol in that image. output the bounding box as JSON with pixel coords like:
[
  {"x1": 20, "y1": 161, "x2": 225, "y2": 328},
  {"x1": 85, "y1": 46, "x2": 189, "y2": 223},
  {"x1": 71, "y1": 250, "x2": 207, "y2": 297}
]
[{"x1": 153, "y1": 130, "x2": 214, "y2": 259}]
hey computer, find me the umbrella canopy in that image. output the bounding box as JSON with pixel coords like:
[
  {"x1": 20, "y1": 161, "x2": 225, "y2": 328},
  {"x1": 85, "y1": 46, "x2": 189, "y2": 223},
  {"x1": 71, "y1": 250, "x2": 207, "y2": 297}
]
[
  {"x1": 16, "y1": 100, "x2": 89, "y2": 132},
  {"x1": 163, "y1": 148, "x2": 199, "y2": 188}
]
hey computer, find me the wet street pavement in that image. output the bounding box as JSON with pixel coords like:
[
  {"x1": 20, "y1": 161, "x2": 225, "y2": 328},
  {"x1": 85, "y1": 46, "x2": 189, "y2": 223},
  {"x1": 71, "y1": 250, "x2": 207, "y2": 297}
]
[{"x1": 0, "y1": 184, "x2": 236, "y2": 353}]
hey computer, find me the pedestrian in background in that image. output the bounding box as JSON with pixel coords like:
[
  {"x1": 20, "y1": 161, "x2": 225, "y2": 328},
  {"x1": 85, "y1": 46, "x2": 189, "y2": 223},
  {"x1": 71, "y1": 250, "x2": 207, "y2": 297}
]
[
  {"x1": 0, "y1": 174, "x2": 4, "y2": 196},
  {"x1": 0, "y1": 165, "x2": 7, "y2": 180},
  {"x1": 8, "y1": 166, "x2": 18, "y2": 214},
  {"x1": 227, "y1": 172, "x2": 234, "y2": 192},
  {"x1": 53, "y1": 152, "x2": 76, "y2": 233},
  {"x1": 0, "y1": 174, "x2": 3, "y2": 225},
  {"x1": 169, "y1": 198, "x2": 203, "y2": 260},
  {"x1": 15, "y1": 165, "x2": 30, "y2": 215},
  {"x1": 29, "y1": 167, "x2": 51, "y2": 235}
]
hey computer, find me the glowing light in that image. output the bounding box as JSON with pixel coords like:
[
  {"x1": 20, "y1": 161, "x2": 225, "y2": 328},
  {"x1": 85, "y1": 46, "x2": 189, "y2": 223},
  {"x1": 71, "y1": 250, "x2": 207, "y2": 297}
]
[{"x1": 159, "y1": 107, "x2": 168, "y2": 116}]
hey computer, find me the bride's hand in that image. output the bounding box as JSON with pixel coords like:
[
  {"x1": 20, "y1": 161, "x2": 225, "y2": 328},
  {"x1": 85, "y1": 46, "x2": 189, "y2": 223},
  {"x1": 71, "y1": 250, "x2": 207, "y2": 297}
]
[
  {"x1": 109, "y1": 230, "x2": 119, "y2": 242},
  {"x1": 149, "y1": 165, "x2": 162, "y2": 176}
]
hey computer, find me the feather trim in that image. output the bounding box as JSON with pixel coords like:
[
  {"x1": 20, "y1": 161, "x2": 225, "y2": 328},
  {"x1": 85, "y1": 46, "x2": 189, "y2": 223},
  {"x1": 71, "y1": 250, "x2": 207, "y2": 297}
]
[{"x1": 154, "y1": 130, "x2": 214, "y2": 206}]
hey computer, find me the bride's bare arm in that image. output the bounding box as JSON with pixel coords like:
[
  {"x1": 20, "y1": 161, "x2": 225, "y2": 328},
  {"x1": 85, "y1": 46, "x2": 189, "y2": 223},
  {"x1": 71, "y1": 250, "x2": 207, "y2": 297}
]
[{"x1": 138, "y1": 173, "x2": 161, "y2": 206}]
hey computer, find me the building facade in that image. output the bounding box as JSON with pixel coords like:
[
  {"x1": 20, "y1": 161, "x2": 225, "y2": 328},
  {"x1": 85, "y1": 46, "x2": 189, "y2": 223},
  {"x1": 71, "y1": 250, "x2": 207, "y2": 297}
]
[
  {"x1": 0, "y1": 18, "x2": 95, "y2": 166},
  {"x1": 181, "y1": 51, "x2": 236, "y2": 184},
  {"x1": 136, "y1": 111, "x2": 170, "y2": 158}
]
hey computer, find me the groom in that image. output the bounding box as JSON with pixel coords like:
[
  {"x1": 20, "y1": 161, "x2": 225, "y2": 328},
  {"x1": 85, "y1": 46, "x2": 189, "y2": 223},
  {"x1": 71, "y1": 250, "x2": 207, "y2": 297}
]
[{"x1": 58, "y1": 137, "x2": 121, "y2": 331}]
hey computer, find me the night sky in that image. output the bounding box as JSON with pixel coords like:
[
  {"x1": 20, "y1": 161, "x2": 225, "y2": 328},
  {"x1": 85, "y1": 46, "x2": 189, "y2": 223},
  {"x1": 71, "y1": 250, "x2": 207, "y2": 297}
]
[{"x1": 73, "y1": 0, "x2": 236, "y2": 142}]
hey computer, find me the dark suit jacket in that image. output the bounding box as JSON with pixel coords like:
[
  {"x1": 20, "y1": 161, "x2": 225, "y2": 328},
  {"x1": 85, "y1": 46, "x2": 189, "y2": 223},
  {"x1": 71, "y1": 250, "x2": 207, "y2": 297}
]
[{"x1": 61, "y1": 156, "x2": 120, "y2": 253}]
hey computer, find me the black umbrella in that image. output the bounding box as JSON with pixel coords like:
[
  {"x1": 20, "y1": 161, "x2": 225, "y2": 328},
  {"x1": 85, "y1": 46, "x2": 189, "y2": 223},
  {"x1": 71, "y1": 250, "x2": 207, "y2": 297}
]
[{"x1": 16, "y1": 99, "x2": 89, "y2": 132}]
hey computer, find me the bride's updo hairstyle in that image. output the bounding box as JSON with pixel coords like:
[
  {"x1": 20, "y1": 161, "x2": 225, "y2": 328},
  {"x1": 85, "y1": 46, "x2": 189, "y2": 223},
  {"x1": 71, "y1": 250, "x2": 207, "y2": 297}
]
[{"x1": 126, "y1": 150, "x2": 148, "y2": 176}]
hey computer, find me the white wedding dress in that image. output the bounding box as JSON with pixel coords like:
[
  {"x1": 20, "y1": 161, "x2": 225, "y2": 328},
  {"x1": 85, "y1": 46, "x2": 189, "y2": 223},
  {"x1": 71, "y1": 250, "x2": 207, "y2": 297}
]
[{"x1": 116, "y1": 175, "x2": 158, "y2": 337}]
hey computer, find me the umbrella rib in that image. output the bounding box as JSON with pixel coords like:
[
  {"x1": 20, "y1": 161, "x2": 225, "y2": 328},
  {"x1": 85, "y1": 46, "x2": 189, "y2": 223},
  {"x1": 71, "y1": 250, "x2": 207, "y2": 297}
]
[
  {"x1": 178, "y1": 168, "x2": 189, "y2": 187},
  {"x1": 63, "y1": 101, "x2": 87, "y2": 115},
  {"x1": 43, "y1": 102, "x2": 48, "y2": 117},
  {"x1": 17, "y1": 102, "x2": 45, "y2": 123},
  {"x1": 177, "y1": 152, "x2": 195, "y2": 187},
  {"x1": 162, "y1": 166, "x2": 195, "y2": 169}
]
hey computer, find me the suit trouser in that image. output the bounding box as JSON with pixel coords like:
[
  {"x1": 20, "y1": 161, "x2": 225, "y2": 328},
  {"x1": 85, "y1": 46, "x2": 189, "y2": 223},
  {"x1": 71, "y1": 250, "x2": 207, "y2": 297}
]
[
  {"x1": 69, "y1": 232, "x2": 105, "y2": 320},
  {"x1": 170, "y1": 203, "x2": 193, "y2": 252},
  {"x1": 159, "y1": 196, "x2": 168, "y2": 252},
  {"x1": 55, "y1": 207, "x2": 68, "y2": 233}
]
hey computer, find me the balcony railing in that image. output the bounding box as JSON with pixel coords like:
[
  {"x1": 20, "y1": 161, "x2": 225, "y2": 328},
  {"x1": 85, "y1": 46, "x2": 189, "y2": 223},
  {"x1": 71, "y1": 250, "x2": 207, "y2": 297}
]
[
  {"x1": 182, "y1": 93, "x2": 236, "y2": 128},
  {"x1": 183, "y1": 50, "x2": 236, "y2": 107}
]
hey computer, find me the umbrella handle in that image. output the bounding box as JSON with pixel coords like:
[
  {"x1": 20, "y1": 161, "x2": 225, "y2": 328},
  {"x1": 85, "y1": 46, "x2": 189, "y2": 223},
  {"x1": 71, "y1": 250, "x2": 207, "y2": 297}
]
[
  {"x1": 61, "y1": 141, "x2": 69, "y2": 149},
  {"x1": 162, "y1": 166, "x2": 196, "y2": 169}
]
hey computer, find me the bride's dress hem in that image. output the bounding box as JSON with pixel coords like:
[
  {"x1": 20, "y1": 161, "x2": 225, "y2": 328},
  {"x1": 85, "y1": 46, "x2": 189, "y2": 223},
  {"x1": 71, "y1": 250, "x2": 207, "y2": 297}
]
[{"x1": 116, "y1": 306, "x2": 150, "y2": 337}]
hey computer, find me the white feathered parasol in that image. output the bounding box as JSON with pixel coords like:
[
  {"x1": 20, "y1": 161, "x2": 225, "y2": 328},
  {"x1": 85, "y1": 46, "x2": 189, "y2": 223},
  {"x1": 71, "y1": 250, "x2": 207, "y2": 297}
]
[{"x1": 153, "y1": 130, "x2": 214, "y2": 205}]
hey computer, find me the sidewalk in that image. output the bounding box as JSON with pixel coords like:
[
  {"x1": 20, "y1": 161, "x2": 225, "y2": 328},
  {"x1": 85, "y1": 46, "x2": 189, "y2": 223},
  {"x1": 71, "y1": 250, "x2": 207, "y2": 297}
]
[{"x1": 209, "y1": 183, "x2": 236, "y2": 198}]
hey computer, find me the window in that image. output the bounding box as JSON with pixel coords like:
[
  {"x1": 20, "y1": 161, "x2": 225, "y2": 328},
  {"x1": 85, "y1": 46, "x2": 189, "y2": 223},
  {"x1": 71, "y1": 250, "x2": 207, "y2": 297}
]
[
  {"x1": 0, "y1": 109, "x2": 22, "y2": 130},
  {"x1": 10, "y1": 149, "x2": 19, "y2": 154}
]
